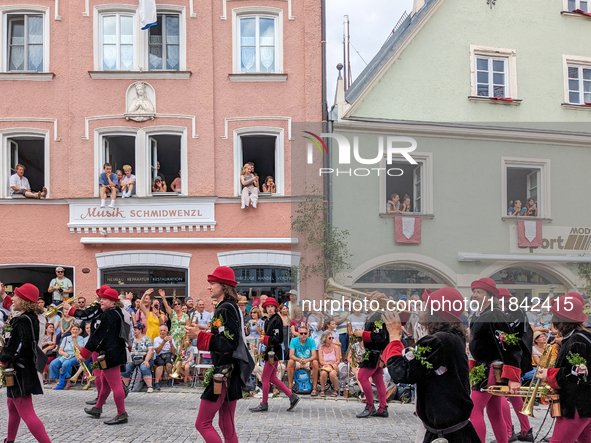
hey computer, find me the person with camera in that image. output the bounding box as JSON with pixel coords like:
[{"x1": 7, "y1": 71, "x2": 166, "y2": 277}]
[
  {"x1": 122, "y1": 322, "x2": 155, "y2": 393},
  {"x1": 250, "y1": 297, "x2": 299, "y2": 413},
  {"x1": 47, "y1": 267, "x2": 72, "y2": 305},
  {"x1": 0, "y1": 283, "x2": 52, "y2": 443},
  {"x1": 153, "y1": 325, "x2": 177, "y2": 389},
  {"x1": 185, "y1": 266, "x2": 245, "y2": 443},
  {"x1": 79, "y1": 288, "x2": 128, "y2": 425}
]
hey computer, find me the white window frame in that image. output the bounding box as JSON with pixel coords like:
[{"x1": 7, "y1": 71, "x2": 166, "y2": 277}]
[
  {"x1": 564, "y1": 0, "x2": 589, "y2": 11},
  {"x1": 98, "y1": 11, "x2": 136, "y2": 71},
  {"x1": 0, "y1": 6, "x2": 50, "y2": 73},
  {"x1": 144, "y1": 7, "x2": 186, "y2": 71},
  {"x1": 233, "y1": 127, "x2": 284, "y2": 197},
  {"x1": 470, "y1": 45, "x2": 518, "y2": 100},
  {"x1": 232, "y1": 7, "x2": 283, "y2": 74},
  {"x1": 94, "y1": 126, "x2": 187, "y2": 198},
  {"x1": 501, "y1": 157, "x2": 551, "y2": 219},
  {"x1": 94, "y1": 5, "x2": 186, "y2": 72},
  {"x1": 379, "y1": 152, "x2": 433, "y2": 215},
  {"x1": 1, "y1": 129, "x2": 50, "y2": 199},
  {"x1": 563, "y1": 55, "x2": 591, "y2": 105}
]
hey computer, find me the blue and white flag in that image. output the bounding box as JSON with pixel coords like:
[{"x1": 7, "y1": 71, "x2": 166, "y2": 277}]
[{"x1": 139, "y1": 0, "x2": 157, "y2": 30}]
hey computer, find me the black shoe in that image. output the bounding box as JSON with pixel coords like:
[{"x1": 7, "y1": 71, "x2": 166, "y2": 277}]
[
  {"x1": 84, "y1": 407, "x2": 102, "y2": 418},
  {"x1": 518, "y1": 429, "x2": 533, "y2": 442},
  {"x1": 104, "y1": 412, "x2": 128, "y2": 425},
  {"x1": 491, "y1": 425, "x2": 518, "y2": 443},
  {"x1": 287, "y1": 394, "x2": 300, "y2": 411},
  {"x1": 373, "y1": 406, "x2": 389, "y2": 418},
  {"x1": 122, "y1": 382, "x2": 129, "y2": 398},
  {"x1": 356, "y1": 403, "x2": 375, "y2": 418},
  {"x1": 85, "y1": 397, "x2": 98, "y2": 405},
  {"x1": 5, "y1": 440, "x2": 15, "y2": 443},
  {"x1": 249, "y1": 403, "x2": 269, "y2": 412}
]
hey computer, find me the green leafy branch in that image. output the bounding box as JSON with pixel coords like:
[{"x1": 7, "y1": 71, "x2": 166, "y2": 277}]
[
  {"x1": 567, "y1": 352, "x2": 587, "y2": 367},
  {"x1": 203, "y1": 366, "x2": 215, "y2": 388},
  {"x1": 414, "y1": 346, "x2": 433, "y2": 369},
  {"x1": 359, "y1": 350, "x2": 370, "y2": 363},
  {"x1": 470, "y1": 364, "x2": 487, "y2": 388}
]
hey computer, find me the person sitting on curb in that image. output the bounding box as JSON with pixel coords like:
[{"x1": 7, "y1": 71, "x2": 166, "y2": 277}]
[{"x1": 287, "y1": 326, "x2": 319, "y2": 396}]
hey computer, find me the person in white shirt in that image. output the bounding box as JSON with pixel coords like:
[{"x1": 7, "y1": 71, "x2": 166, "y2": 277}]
[
  {"x1": 153, "y1": 325, "x2": 176, "y2": 389},
  {"x1": 120, "y1": 164, "x2": 136, "y2": 198},
  {"x1": 9, "y1": 164, "x2": 47, "y2": 199},
  {"x1": 47, "y1": 266, "x2": 73, "y2": 305}
]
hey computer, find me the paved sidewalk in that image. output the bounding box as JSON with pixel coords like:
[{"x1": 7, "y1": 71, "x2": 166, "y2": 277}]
[{"x1": 0, "y1": 387, "x2": 553, "y2": 442}]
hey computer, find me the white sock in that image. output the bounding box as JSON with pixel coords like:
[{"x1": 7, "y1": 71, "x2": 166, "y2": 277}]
[
  {"x1": 100, "y1": 199, "x2": 105, "y2": 207},
  {"x1": 252, "y1": 202, "x2": 257, "y2": 208},
  {"x1": 108, "y1": 200, "x2": 115, "y2": 208}
]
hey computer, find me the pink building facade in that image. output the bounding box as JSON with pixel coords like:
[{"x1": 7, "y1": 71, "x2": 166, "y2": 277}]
[{"x1": 0, "y1": 0, "x2": 322, "y2": 307}]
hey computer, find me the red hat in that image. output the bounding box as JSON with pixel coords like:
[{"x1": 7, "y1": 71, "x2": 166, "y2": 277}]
[
  {"x1": 14, "y1": 283, "x2": 39, "y2": 303},
  {"x1": 471, "y1": 278, "x2": 499, "y2": 298},
  {"x1": 497, "y1": 288, "x2": 512, "y2": 300},
  {"x1": 262, "y1": 297, "x2": 279, "y2": 308},
  {"x1": 207, "y1": 266, "x2": 237, "y2": 288},
  {"x1": 422, "y1": 287, "x2": 464, "y2": 322},
  {"x1": 565, "y1": 292, "x2": 584, "y2": 304},
  {"x1": 96, "y1": 284, "x2": 110, "y2": 296},
  {"x1": 100, "y1": 288, "x2": 120, "y2": 301},
  {"x1": 551, "y1": 295, "x2": 587, "y2": 323}
]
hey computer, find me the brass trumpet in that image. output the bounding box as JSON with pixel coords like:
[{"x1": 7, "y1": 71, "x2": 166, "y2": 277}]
[
  {"x1": 325, "y1": 278, "x2": 390, "y2": 311},
  {"x1": 72, "y1": 347, "x2": 96, "y2": 382},
  {"x1": 521, "y1": 337, "x2": 556, "y2": 417},
  {"x1": 486, "y1": 385, "x2": 551, "y2": 398}
]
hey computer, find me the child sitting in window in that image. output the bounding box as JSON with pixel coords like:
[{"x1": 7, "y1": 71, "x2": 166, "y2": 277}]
[{"x1": 262, "y1": 176, "x2": 276, "y2": 193}]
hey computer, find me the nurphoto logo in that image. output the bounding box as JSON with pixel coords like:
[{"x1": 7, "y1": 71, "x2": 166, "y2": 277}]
[{"x1": 303, "y1": 132, "x2": 418, "y2": 176}]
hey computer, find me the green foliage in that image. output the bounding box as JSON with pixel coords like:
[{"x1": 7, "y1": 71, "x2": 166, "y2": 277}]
[
  {"x1": 90, "y1": 362, "x2": 100, "y2": 371},
  {"x1": 470, "y1": 364, "x2": 487, "y2": 388},
  {"x1": 291, "y1": 186, "x2": 352, "y2": 279},
  {"x1": 414, "y1": 346, "x2": 433, "y2": 369},
  {"x1": 578, "y1": 263, "x2": 591, "y2": 295},
  {"x1": 567, "y1": 352, "x2": 587, "y2": 367},
  {"x1": 359, "y1": 350, "x2": 370, "y2": 363},
  {"x1": 498, "y1": 331, "x2": 519, "y2": 346},
  {"x1": 203, "y1": 366, "x2": 215, "y2": 388}
]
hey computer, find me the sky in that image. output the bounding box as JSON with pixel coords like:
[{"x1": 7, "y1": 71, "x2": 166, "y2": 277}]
[{"x1": 326, "y1": 0, "x2": 414, "y2": 105}]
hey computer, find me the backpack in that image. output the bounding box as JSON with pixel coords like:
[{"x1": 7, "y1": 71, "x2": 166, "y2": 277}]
[{"x1": 293, "y1": 369, "x2": 312, "y2": 394}]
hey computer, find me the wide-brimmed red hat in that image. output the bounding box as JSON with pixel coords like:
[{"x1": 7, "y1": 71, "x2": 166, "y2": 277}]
[
  {"x1": 96, "y1": 284, "x2": 110, "y2": 296},
  {"x1": 100, "y1": 288, "x2": 120, "y2": 301},
  {"x1": 564, "y1": 292, "x2": 584, "y2": 304},
  {"x1": 207, "y1": 266, "x2": 237, "y2": 287},
  {"x1": 422, "y1": 287, "x2": 464, "y2": 322},
  {"x1": 551, "y1": 295, "x2": 587, "y2": 323},
  {"x1": 14, "y1": 283, "x2": 39, "y2": 303},
  {"x1": 262, "y1": 297, "x2": 279, "y2": 308},
  {"x1": 471, "y1": 277, "x2": 499, "y2": 298},
  {"x1": 497, "y1": 288, "x2": 513, "y2": 300}
]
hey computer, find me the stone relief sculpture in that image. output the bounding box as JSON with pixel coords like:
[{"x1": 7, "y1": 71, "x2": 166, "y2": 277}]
[{"x1": 125, "y1": 81, "x2": 156, "y2": 121}]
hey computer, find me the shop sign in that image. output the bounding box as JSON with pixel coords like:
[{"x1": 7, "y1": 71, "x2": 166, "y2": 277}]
[{"x1": 510, "y1": 225, "x2": 591, "y2": 254}]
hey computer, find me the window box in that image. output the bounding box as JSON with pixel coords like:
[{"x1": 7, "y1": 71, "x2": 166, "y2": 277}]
[{"x1": 468, "y1": 96, "x2": 522, "y2": 105}]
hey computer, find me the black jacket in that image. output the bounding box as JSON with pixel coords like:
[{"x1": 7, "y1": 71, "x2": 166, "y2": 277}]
[
  {"x1": 359, "y1": 317, "x2": 389, "y2": 369},
  {"x1": 262, "y1": 313, "x2": 283, "y2": 361},
  {"x1": 387, "y1": 331, "x2": 479, "y2": 443},
  {"x1": 81, "y1": 307, "x2": 127, "y2": 369},
  {"x1": 70, "y1": 303, "x2": 102, "y2": 334},
  {"x1": 469, "y1": 308, "x2": 522, "y2": 390},
  {"x1": 550, "y1": 329, "x2": 591, "y2": 419},
  {"x1": 202, "y1": 299, "x2": 242, "y2": 402},
  {"x1": 504, "y1": 307, "x2": 533, "y2": 375},
  {"x1": 0, "y1": 311, "x2": 43, "y2": 398}
]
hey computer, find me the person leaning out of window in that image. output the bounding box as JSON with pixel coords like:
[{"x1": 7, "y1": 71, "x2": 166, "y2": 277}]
[
  {"x1": 507, "y1": 199, "x2": 526, "y2": 216},
  {"x1": 525, "y1": 198, "x2": 538, "y2": 217},
  {"x1": 386, "y1": 193, "x2": 401, "y2": 214},
  {"x1": 152, "y1": 176, "x2": 167, "y2": 193},
  {"x1": 240, "y1": 162, "x2": 259, "y2": 209},
  {"x1": 262, "y1": 176, "x2": 276, "y2": 193}
]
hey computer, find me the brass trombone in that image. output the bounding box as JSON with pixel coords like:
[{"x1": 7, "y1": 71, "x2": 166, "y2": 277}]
[
  {"x1": 44, "y1": 292, "x2": 81, "y2": 319},
  {"x1": 72, "y1": 347, "x2": 96, "y2": 382},
  {"x1": 325, "y1": 278, "x2": 390, "y2": 311},
  {"x1": 486, "y1": 385, "x2": 551, "y2": 398},
  {"x1": 520, "y1": 338, "x2": 556, "y2": 417}
]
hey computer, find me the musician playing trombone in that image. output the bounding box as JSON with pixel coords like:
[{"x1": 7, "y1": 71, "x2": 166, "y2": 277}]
[
  {"x1": 382, "y1": 287, "x2": 480, "y2": 442},
  {"x1": 535, "y1": 293, "x2": 591, "y2": 443}
]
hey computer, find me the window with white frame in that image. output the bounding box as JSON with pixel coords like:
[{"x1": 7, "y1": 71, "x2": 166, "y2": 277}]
[
  {"x1": 240, "y1": 135, "x2": 277, "y2": 192},
  {"x1": 148, "y1": 14, "x2": 180, "y2": 71},
  {"x1": 380, "y1": 153, "x2": 433, "y2": 215},
  {"x1": 567, "y1": 65, "x2": 591, "y2": 105},
  {"x1": 237, "y1": 15, "x2": 278, "y2": 73},
  {"x1": 149, "y1": 134, "x2": 181, "y2": 194},
  {"x1": 503, "y1": 159, "x2": 550, "y2": 218},
  {"x1": 6, "y1": 14, "x2": 44, "y2": 72},
  {"x1": 476, "y1": 57, "x2": 508, "y2": 98},
  {"x1": 6, "y1": 136, "x2": 46, "y2": 197},
  {"x1": 100, "y1": 13, "x2": 134, "y2": 70},
  {"x1": 568, "y1": 0, "x2": 588, "y2": 11}
]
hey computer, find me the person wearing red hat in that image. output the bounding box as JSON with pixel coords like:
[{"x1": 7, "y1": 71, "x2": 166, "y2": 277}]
[
  {"x1": 63, "y1": 285, "x2": 108, "y2": 407},
  {"x1": 469, "y1": 278, "x2": 522, "y2": 443},
  {"x1": 0, "y1": 283, "x2": 52, "y2": 443},
  {"x1": 79, "y1": 288, "x2": 129, "y2": 425},
  {"x1": 185, "y1": 266, "x2": 251, "y2": 443},
  {"x1": 250, "y1": 297, "x2": 299, "y2": 413},
  {"x1": 495, "y1": 288, "x2": 534, "y2": 442},
  {"x1": 382, "y1": 287, "x2": 480, "y2": 442},
  {"x1": 536, "y1": 295, "x2": 591, "y2": 443}
]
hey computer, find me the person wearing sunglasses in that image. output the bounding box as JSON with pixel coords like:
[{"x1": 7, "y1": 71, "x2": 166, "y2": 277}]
[
  {"x1": 287, "y1": 326, "x2": 319, "y2": 395},
  {"x1": 47, "y1": 266, "x2": 73, "y2": 305},
  {"x1": 160, "y1": 289, "x2": 189, "y2": 349}
]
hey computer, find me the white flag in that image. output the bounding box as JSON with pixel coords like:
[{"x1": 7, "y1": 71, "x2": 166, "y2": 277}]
[
  {"x1": 402, "y1": 217, "x2": 415, "y2": 240},
  {"x1": 524, "y1": 220, "x2": 537, "y2": 243},
  {"x1": 139, "y1": 0, "x2": 157, "y2": 30}
]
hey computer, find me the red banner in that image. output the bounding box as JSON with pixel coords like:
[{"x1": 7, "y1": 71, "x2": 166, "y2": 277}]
[
  {"x1": 518, "y1": 219, "x2": 543, "y2": 248},
  {"x1": 395, "y1": 217, "x2": 421, "y2": 244}
]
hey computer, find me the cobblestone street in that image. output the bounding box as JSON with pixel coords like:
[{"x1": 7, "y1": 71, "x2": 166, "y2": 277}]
[{"x1": 0, "y1": 387, "x2": 552, "y2": 442}]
